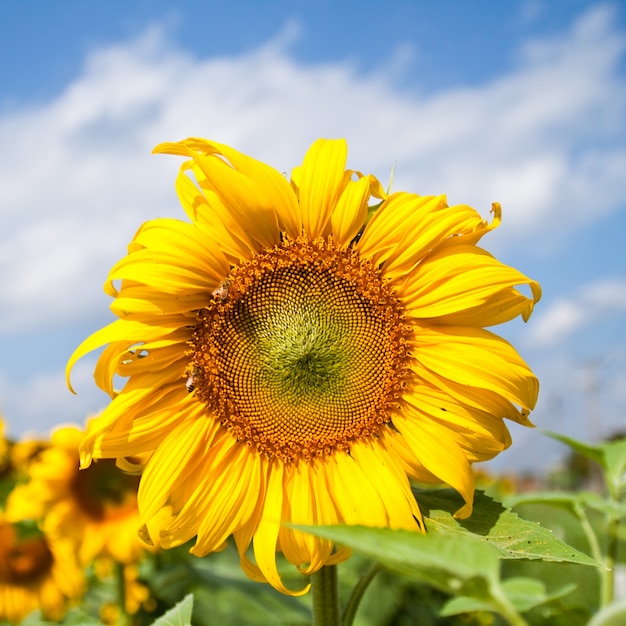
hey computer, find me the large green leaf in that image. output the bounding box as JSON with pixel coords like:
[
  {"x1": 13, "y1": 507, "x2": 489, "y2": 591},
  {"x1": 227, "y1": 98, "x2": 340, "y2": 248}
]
[
  {"x1": 296, "y1": 523, "x2": 501, "y2": 600},
  {"x1": 416, "y1": 488, "x2": 600, "y2": 567}
]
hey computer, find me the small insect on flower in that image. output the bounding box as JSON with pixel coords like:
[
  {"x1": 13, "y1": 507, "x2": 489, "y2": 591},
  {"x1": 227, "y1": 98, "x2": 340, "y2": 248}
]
[
  {"x1": 211, "y1": 279, "x2": 231, "y2": 300},
  {"x1": 185, "y1": 365, "x2": 202, "y2": 393}
]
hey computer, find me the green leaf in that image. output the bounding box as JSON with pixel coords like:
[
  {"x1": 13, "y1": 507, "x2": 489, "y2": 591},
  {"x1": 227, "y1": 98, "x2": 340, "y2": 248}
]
[
  {"x1": 416, "y1": 488, "x2": 601, "y2": 567},
  {"x1": 506, "y1": 490, "x2": 626, "y2": 520},
  {"x1": 544, "y1": 431, "x2": 626, "y2": 495},
  {"x1": 441, "y1": 577, "x2": 575, "y2": 616},
  {"x1": 295, "y1": 523, "x2": 501, "y2": 599},
  {"x1": 499, "y1": 577, "x2": 576, "y2": 612},
  {"x1": 151, "y1": 593, "x2": 194, "y2": 626},
  {"x1": 439, "y1": 595, "x2": 498, "y2": 616},
  {"x1": 504, "y1": 491, "x2": 583, "y2": 514}
]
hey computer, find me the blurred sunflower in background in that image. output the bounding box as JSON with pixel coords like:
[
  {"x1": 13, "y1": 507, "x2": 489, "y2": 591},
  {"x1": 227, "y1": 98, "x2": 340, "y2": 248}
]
[
  {"x1": 0, "y1": 419, "x2": 11, "y2": 504},
  {"x1": 67, "y1": 137, "x2": 540, "y2": 595},
  {"x1": 8, "y1": 424, "x2": 145, "y2": 567},
  {"x1": 0, "y1": 512, "x2": 84, "y2": 623}
]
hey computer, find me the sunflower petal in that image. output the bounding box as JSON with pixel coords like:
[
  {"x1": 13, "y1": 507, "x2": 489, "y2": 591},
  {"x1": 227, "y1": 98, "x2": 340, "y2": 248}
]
[
  {"x1": 253, "y1": 462, "x2": 310, "y2": 596},
  {"x1": 296, "y1": 139, "x2": 348, "y2": 239},
  {"x1": 331, "y1": 172, "x2": 386, "y2": 247},
  {"x1": 411, "y1": 324, "x2": 539, "y2": 412},
  {"x1": 400, "y1": 245, "x2": 541, "y2": 321},
  {"x1": 394, "y1": 410, "x2": 475, "y2": 518}
]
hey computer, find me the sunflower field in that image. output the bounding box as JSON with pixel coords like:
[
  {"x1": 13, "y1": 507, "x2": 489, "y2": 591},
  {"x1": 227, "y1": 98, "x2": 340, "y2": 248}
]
[{"x1": 1, "y1": 138, "x2": 624, "y2": 625}]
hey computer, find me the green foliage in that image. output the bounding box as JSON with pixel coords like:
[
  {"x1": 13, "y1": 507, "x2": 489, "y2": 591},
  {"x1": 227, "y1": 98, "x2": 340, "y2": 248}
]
[
  {"x1": 150, "y1": 594, "x2": 193, "y2": 626},
  {"x1": 2, "y1": 430, "x2": 625, "y2": 626},
  {"x1": 418, "y1": 489, "x2": 599, "y2": 566},
  {"x1": 588, "y1": 600, "x2": 626, "y2": 626},
  {"x1": 144, "y1": 544, "x2": 310, "y2": 626},
  {"x1": 544, "y1": 431, "x2": 626, "y2": 498}
]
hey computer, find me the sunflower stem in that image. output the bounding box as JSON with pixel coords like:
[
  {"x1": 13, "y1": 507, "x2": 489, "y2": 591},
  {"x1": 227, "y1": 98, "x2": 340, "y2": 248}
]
[
  {"x1": 341, "y1": 561, "x2": 381, "y2": 626},
  {"x1": 311, "y1": 565, "x2": 340, "y2": 626},
  {"x1": 115, "y1": 561, "x2": 130, "y2": 626},
  {"x1": 601, "y1": 513, "x2": 620, "y2": 606}
]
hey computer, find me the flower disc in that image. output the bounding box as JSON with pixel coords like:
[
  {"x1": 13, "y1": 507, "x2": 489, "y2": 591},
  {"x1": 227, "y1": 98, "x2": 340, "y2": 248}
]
[
  {"x1": 190, "y1": 237, "x2": 410, "y2": 462},
  {"x1": 0, "y1": 533, "x2": 53, "y2": 585}
]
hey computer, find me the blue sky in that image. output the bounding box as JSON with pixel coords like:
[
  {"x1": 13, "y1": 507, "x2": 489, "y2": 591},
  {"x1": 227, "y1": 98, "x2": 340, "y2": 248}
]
[{"x1": 0, "y1": 0, "x2": 625, "y2": 473}]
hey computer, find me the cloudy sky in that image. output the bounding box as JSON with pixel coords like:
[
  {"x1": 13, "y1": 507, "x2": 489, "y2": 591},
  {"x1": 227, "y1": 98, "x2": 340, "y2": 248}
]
[{"x1": 1, "y1": 0, "x2": 624, "y2": 473}]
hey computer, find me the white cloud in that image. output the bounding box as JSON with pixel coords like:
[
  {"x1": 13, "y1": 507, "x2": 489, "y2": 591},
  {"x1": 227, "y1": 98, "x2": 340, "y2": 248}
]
[
  {"x1": 0, "y1": 6, "x2": 624, "y2": 337},
  {"x1": 0, "y1": 356, "x2": 109, "y2": 438},
  {"x1": 527, "y1": 276, "x2": 626, "y2": 347}
]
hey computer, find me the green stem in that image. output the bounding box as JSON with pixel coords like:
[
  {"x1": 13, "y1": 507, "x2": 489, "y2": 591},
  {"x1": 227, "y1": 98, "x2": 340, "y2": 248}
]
[
  {"x1": 311, "y1": 565, "x2": 340, "y2": 626},
  {"x1": 115, "y1": 561, "x2": 131, "y2": 626},
  {"x1": 574, "y1": 501, "x2": 604, "y2": 565},
  {"x1": 601, "y1": 515, "x2": 620, "y2": 607},
  {"x1": 341, "y1": 562, "x2": 381, "y2": 626},
  {"x1": 490, "y1": 585, "x2": 530, "y2": 626}
]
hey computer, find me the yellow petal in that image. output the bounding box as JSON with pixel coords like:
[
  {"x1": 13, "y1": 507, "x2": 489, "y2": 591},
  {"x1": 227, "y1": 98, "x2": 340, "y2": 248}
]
[
  {"x1": 349, "y1": 439, "x2": 424, "y2": 530},
  {"x1": 66, "y1": 316, "x2": 187, "y2": 394},
  {"x1": 155, "y1": 138, "x2": 283, "y2": 250},
  {"x1": 252, "y1": 462, "x2": 309, "y2": 596},
  {"x1": 157, "y1": 137, "x2": 300, "y2": 238},
  {"x1": 432, "y1": 288, "x2": 539, "y2": 327},
  {"x1": 138, "y1": 416, "x2": 219, "y2": 526},
  {"x1": 394, "y1": 410, "x2": 475, "y2": 518},
  {"x1": 331, "y1": 172, "x2": 386, "y2": 247},
  {"x1": 191, "y1": 439, "x2": 263, "y2": 554},
  {"x1": 399, "y1": 244, "x2": 541, "y2": 321},
  {"x1": 280, "y1": 462, "x2": 335, "y2": 573},
  {"x1": 411, "y1": 324, "x2": 539, "y2": 412},
  {"x1": 81, "y1": 386, "x2": 199, "y2": 463},
  {"x1": 296, "y1": 139, "x2": 348, "y2": 239},
  {"x1": 325, "y1": 453, "x2": 388, "y2": 526},
  {"x1": 404, "y1": 385, "x2": 512, "y2": 463},
  {"x1": 111, "y1": 285, "x2": 211, "y2": 316},
  {"x1": 358, "y1": 193, "x2": 498, "y2": 281},
  {"x1": 174, "y1": 165, "x2": 253, "y2": 261}
]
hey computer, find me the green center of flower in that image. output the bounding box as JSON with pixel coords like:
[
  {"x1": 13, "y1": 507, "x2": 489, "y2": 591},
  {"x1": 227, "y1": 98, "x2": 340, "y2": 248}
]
[{"x1": 190, "y1": 237, "x2": 410, "y2": 463}]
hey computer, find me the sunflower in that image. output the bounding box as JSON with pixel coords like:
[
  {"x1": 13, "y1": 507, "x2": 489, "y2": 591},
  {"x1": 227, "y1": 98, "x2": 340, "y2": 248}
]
[
  {"x1": 0, "y1": 417, "x2": 11, "y2": 482},
  {"x1": 0, "y1": 513, "x2": 84, "y2": 623},
  {"x1": 7, "y1": 425, "x2": 145, "y2": 566},
  {"x1": 67, "y1": 138, "x2": 540, "y2": 595}
]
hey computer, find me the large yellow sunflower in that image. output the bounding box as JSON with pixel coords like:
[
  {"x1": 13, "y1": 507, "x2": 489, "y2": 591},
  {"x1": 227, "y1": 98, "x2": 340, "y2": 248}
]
[
  {"x1": 67, "y1": 138, "x2": 540, "y2": 595},
  {"x1": 8, "y1": 425, "x2": 145, "y2": 566},
  {"x1": 0, "y1": 513, "x2": 84, "y2": 623}
]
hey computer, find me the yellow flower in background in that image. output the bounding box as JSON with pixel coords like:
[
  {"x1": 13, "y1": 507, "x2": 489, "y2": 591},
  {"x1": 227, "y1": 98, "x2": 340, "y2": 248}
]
[
  {"x1": 10, "y1": 435, "x2": 49, "y2": 476},
  {"x1": 67, "y1": 137, "x2": 540, "y2": 595},
  {"x1": 98, "y1": 563, "x2": 155, "y2": 625},
  {"x1": 0, "y1": 513, "x2": 84, "y2": 623},
  {"x1": 0, "y1": 417, "x2": 10, "y2": 479},
  {"x1": 8, "y1": 425, "x2": 145, "y2": 566}
]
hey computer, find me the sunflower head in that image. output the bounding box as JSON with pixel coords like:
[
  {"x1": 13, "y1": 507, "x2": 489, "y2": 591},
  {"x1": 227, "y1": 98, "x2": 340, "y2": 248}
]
[
  {"x1": 0, "y1": 515, "x2": 84, "y2": 622},
  {"x1": 7, "y1": 425, "x2": 146, "y2": 566},
  {"x1": 188, "y1": 235, "x2": 412, "y2": 463},
  {"x1": 67, "y1": 137, "x2": 540, "y2": 595}
]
